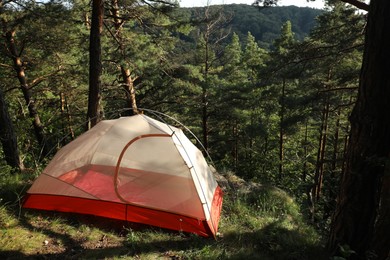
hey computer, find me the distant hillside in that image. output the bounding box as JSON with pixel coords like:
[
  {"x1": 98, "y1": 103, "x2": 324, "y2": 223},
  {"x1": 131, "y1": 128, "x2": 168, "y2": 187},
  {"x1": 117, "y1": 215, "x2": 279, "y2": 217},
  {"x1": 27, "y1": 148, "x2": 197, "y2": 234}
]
[{"x1": 180, "y1": 4, "x2": 324, "y2": 48}]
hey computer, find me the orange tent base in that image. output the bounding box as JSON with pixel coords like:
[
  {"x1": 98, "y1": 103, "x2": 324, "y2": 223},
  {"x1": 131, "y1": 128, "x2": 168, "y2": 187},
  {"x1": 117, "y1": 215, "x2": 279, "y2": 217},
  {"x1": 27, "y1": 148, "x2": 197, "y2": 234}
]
[{"x1": 23, "y1": 186, "x2": 223, "y2": 238}]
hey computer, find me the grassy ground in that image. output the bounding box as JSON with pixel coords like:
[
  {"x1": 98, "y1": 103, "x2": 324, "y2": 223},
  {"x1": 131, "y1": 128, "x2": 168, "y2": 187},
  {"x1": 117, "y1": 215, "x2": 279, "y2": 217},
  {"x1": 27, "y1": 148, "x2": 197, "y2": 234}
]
[{"x1": 0, "y1": 172, "x2": 327, "y2": 259}]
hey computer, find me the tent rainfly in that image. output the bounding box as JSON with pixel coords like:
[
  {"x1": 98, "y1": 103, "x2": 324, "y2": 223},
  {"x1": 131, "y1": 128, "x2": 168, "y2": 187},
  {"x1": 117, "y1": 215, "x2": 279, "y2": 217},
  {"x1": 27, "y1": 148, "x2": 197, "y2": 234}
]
[{"x1": 23, "y1": 114, "x2": 223, "y2": 237}]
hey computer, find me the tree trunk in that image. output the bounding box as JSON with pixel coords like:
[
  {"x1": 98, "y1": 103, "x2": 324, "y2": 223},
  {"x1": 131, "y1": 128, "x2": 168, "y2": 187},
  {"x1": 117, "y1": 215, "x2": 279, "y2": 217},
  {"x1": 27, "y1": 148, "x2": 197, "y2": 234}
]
[
  {"x1": 120, "y1": 67, "x2": 139, "y2": 114},
  {"x1": 312, "y1": 99, "x2": 329, "y2": 202},
  {"x1": 202, "y1": 85, "x2": 209, "y2": 151},
  {"x1": 323, "y1": 106, "x2": 341, "y2": 222},
  {"x1": 0, "y1": 89, "x2": 24, "y2": 171},
  {"x1": 369, "y1": 170, "x2": 390, "y2": 260},
  {"x1": 331, "y1": 107, "x2": 341, "y2": 178},
  {"x1": 340, "y1": 96, "x2": 354, "y2": 177},
  {"x1": 328, "y1": 0, "x2": 390, "y2": 258},
  {"x1": 232, "y1": 121, "x2": 238, "y2": 171},
  {"x1": 202, "y1": 45, "x2": 210, "y2": 152},
  {"x1": 262, "y1": 135, "x2": 268, "y2": 175},
  {"x1": 278, "y1": 78, "x2": 286, "y2": 179},
  {"x1": 110, "y1": 0, "x2": 139, "y2": 115},
  {"x1": 302, "y1": 120, "x2": 309, "y2": 182},
  {"x1": 4, "y1": 29, "x2": 50, "y2": 156},
  {"x1": 60, "y1": 92, "x2": 75, "y2": 145},
  {"x1": 86, "y1": 0, "x2": 104, "y2": 129}
]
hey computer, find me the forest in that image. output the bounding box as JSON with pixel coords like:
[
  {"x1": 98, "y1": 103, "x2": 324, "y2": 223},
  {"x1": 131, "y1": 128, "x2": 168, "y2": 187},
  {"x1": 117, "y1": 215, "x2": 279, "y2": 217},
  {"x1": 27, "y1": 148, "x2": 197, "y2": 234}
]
[
  {"x1": 1, "y1": 0, "x2": 389, "y2": 259},
  {"x1": 180, "y1": 4, "x2": 322, "y2": 48}
]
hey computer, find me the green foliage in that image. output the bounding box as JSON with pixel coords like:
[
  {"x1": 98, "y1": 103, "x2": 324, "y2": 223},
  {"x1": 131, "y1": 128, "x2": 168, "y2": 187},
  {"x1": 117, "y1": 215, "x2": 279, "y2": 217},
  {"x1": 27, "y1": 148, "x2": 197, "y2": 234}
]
[
  {"x1": 0, "y1": 0, "x2": 89, "y2": 165},
  {"x1": 0, "y1": 1, "x2": 366, "y2": 255},
  {"x1": 172, "y1": 4, "x2": 323, "y2": 61},
  {"x1": 181, "y1": 4, "x2": 323, "y2": 48}
]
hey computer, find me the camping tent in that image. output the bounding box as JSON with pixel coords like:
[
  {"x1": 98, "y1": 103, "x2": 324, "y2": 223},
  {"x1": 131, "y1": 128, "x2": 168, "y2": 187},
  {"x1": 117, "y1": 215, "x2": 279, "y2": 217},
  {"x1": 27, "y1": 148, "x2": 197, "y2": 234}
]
[{"x1": 23, "y1": 114, "x2": 223, "y2": 238}]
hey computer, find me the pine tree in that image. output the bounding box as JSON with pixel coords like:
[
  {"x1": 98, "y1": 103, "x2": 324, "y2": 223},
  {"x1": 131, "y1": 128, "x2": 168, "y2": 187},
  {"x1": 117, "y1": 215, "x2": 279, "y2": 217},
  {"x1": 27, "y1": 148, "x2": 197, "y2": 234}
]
[
  {"x1": 328, "y1": 0, "x2": 390, "y2": 257},
  {"x1": 296, "y1": 1, "x2": 364, "y2": 222},
  {"x1": 271, "y1": 21, "x2": 297, "y2": 180},
  {"x1": 0, "y1": 89, "x2": 24, "y2": 171},
  {"x1": 1, "y1": 1, "x2": 80, "y2": 159},
  {"x1": 86, "y1": 0, "x2": 104, "y2": 129}
]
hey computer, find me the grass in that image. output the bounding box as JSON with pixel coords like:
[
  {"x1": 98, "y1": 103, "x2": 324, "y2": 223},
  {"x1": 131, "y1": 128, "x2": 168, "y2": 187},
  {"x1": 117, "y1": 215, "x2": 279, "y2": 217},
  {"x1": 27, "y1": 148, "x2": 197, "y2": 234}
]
[{"x1": 0, "y1": 172, "x2": 327, "y2": 259}]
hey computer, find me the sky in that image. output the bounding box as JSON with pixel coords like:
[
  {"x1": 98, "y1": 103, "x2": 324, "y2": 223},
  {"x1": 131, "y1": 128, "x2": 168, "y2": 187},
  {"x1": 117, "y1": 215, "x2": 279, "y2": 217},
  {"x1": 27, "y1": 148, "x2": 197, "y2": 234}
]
[{"x1": 179, "y1": 0, "x2": 325, "y2": 9}]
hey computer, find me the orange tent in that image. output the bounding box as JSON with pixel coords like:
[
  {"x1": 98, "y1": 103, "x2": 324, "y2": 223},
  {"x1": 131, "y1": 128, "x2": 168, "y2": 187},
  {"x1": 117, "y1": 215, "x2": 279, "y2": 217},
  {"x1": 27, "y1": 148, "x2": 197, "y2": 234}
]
[{"x1": 23, "y1": 114, "x2": 222, "y2": 237}]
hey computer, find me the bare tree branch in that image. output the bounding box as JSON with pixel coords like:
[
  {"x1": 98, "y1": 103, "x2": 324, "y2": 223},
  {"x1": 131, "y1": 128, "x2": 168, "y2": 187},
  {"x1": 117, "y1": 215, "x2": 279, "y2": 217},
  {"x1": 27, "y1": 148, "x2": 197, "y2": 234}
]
[
  {"x1": 30, "y1": 68, "x2": 62, "y2": 89},
  {"x1": 340, "y1": 0, "x2": 369, "y2": 11},
  {"x1": 319, "y1": 86, "x2": 358, "y2": 93},
  {"x1": 0, "y1": 63, "x2": 12, "y2": 69}
]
